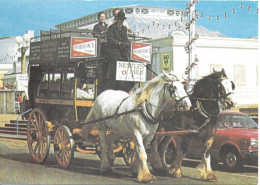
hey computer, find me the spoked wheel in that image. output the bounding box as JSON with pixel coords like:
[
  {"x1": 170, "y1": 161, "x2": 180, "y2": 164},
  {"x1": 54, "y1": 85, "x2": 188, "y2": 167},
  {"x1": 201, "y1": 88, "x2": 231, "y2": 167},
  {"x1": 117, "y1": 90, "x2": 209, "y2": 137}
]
[
  {"x1": 27, "y1": 108, "x2": 50, "y2": 164},
  {"x1": 122, "y1": 141, "x2": 136, "y2": 167},
  {"x1": 54, "y1": 125, "x2": 74, "y2": 168}
]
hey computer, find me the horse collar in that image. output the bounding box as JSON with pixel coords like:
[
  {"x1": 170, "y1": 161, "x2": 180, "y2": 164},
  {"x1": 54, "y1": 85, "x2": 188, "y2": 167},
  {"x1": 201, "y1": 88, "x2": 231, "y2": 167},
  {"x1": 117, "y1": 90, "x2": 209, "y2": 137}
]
[
  {"x1": 195, "y1": 100, "x2": 212, "y2": 118},
  {"x1": 138, "y1": 100, "x2": 162, "y2": 125}
]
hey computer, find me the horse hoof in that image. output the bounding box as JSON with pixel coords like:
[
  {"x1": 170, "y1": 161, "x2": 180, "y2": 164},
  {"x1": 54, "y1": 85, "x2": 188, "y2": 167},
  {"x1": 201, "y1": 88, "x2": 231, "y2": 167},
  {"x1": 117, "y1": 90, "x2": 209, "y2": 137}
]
[
  {"x1": 199, "y1": 172, "x2": 218, "y2": 182},
  {"x1": 138, "y1": 173, "x2": 156, "y2": 183},
  {"x1": 169, "y1": 168, "x2": 182, "y2": 178},
  {"x1": 207, "y1": 173, "x2": 218, "y2": 182}
]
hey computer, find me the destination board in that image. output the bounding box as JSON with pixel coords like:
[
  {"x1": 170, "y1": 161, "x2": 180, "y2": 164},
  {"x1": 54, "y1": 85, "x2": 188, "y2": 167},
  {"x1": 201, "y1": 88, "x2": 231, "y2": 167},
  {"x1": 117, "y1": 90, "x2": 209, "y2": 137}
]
[{"x1": 29, "y1": 37, "x2": 97, "y2": 65}]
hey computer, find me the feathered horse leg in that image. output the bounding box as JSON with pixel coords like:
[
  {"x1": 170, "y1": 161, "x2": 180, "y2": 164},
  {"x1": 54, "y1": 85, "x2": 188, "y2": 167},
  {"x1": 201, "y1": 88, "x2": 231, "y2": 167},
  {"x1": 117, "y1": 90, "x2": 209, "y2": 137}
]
[
  {"x1": 134, "y1": 129, "x2": 156, "y2": 183},
  {"x1": 150, "y1": 135, "x2": 165, "y2": 173},
  {"x1": 197, "y1": 136, "x2": 218, "y2": 182},
  {"x1": 169, "y1": 136, "x2": 190, "y2": 178}
]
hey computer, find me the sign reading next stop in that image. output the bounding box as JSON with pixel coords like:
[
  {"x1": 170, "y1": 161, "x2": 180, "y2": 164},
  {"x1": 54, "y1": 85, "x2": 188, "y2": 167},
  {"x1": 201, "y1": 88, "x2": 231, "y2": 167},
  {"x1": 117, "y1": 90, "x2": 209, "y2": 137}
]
[{"x1": 131, "y1": 42, "x2": 152, "y2": 64}]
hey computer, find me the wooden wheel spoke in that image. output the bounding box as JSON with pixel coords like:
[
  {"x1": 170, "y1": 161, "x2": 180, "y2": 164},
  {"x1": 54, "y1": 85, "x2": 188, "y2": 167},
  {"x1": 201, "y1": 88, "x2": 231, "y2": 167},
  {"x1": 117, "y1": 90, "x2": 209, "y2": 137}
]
[
  {"x1": 33, "y1": 141, "x2": 39, "y2": 154},
  {"x1": 30, "y1": 119, "x2": 38, "y2": 130},
  {"x1": 61, "y1": 130, "x2": 65, "y2": 141},
  {"x1": 57, "y1": 131, "x2": 62, "y2": 142},
  {"x1": 27, "y1": 109, "x2": 50, "y2": 164},
  {"x1": 54, "y1": 126, "x2": 73, "y2": 168},
  {"x1": 29, "y1": 138, "x2": 37, "y2": 144},
  {"x1": 64, "y1": 152, "x2": 69, "y2": 164},
  {"x1": 33, "y1": 114, "x2": 39, "y2": 130},
  {"x1": 36, "y1": 141, "x2": 41, "y2": 158},
  {"x1": 40, "y1": 140, "x2": 44, "y2": 159},
  {"x1": 38, "y1": 113, "x2": 43, "y2": 131}
]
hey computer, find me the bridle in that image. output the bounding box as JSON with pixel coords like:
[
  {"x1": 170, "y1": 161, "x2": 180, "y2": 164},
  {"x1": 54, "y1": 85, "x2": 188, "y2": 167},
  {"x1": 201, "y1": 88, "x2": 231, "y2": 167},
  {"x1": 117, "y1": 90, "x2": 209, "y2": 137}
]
[
  {"x1": 139, "y1": 78, "x2": 189, "y2": 124},
  {"x1": 193, "y1": 76, "x2": 235, "y2": 119},
  {"x1": 164, "y1": 80, "x2": 189, "y2": 109}
]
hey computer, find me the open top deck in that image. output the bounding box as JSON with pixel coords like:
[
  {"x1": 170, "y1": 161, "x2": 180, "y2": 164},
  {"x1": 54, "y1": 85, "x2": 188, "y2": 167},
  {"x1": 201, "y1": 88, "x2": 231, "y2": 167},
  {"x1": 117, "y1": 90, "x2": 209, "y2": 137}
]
[{"x1": 29, "y1": 28, "x2": 150, "y2": 66}]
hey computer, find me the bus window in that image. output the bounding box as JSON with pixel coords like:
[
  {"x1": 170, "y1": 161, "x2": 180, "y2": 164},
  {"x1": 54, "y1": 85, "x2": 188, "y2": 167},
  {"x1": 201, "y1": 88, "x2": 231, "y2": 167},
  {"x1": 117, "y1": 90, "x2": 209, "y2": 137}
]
[
  {"x1": 37, "y1": 73, "x2": 48, "y2": 98},
  {"x1": 61, "y1": 73, "x2": 74, "y2": 99},
  {"x1": 76, "y1": 78, "x2": 95, "y2": 100},
  {"x1": 49, "y1": 73, "x2": 61, "y2": 98}
]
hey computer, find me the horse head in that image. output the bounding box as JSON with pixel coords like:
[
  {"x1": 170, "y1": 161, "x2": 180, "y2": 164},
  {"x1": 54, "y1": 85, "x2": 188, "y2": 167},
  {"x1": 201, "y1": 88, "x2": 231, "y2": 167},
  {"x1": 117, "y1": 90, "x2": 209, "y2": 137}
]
[
  {"x1": 214, "y1": 68, "x2": 236, "y2": 110},
  {"x1": 163, "y1": 71, "x2": 191, "y2": 111}
]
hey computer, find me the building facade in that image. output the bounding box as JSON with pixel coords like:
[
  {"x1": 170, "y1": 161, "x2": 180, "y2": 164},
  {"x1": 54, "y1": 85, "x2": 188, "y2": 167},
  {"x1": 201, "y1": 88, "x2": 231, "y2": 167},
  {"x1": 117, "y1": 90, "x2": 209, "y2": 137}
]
[
  {"x1": 55, "y1": 4, "x2": 258, "y2": 116},
  {"x1": 150, "y1": 34, "x2": 258, "y2": 116}
]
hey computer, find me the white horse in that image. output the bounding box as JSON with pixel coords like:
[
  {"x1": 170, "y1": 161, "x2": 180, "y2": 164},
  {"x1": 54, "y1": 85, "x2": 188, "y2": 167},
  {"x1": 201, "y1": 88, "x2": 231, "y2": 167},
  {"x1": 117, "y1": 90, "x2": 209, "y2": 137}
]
[{"x1": 81, "y1": 71, "x2": 191, "y2": 183}]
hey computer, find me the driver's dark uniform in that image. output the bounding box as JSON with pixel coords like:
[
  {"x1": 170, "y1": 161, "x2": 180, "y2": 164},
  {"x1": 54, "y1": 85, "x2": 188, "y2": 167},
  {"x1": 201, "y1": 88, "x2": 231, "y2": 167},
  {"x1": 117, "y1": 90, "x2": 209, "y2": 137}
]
[{"x1": 104, "y1": 22, "x2": 133, "y2": 92}]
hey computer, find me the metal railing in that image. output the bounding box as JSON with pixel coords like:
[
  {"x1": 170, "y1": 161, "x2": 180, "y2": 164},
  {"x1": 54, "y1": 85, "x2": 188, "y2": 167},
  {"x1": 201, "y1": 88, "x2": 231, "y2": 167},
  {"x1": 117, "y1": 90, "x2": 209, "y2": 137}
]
[{"x1": 16, "y1": 108, "x2": 32, "y2": 135}]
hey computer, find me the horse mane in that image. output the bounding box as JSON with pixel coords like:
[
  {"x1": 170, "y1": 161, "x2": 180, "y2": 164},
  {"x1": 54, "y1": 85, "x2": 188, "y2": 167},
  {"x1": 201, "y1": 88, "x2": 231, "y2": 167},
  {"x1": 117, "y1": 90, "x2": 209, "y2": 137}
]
[
  {"x1": 134, "y1": 74, "x2": 165, "y2": 106},
  {"x1": 192, "y1": 71, "x2": 226, "y2": 97}
]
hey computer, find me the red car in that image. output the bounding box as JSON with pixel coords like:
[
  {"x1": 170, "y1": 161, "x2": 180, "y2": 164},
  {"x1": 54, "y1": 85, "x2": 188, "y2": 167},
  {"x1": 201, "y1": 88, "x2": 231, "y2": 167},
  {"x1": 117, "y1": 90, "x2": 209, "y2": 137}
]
[{"x1": 165, "y1": 111, "x2": 258, "y2": 172}]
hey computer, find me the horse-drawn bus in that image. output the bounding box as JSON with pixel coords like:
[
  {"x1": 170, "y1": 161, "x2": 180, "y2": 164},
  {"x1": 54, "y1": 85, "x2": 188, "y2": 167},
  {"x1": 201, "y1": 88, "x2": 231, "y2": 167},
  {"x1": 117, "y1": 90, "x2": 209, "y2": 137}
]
[
  {"x1": 27, "y1": 29, "x2": 151, "y2": 168},
  {"x1": 26, "y1": 27, "x2": 235, "y2": 183}
]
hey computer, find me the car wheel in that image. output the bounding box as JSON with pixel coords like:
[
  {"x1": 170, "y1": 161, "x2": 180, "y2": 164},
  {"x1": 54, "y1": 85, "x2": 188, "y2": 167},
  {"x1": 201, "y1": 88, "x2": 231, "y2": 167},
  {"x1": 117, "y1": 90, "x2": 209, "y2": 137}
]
[
  {"x1": 165, "y1": 143, "x2": 177, "y2": 164},
  {"x1": 222, "y1": 148, "x2": 243, "y2": 172}
]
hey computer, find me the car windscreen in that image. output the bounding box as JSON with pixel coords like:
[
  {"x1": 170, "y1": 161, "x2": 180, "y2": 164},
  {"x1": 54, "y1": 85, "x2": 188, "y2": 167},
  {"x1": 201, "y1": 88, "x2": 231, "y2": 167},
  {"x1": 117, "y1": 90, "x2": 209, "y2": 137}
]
[{"x1": 218, "y1": 113, "x2": 258, "y2": 129}]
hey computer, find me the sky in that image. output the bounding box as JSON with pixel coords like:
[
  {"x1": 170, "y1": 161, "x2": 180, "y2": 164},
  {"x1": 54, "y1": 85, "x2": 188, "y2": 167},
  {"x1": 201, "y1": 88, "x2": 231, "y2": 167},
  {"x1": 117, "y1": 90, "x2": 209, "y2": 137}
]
[{"x1": 0, "y1": 0, "x2": 258, "y2": 38}]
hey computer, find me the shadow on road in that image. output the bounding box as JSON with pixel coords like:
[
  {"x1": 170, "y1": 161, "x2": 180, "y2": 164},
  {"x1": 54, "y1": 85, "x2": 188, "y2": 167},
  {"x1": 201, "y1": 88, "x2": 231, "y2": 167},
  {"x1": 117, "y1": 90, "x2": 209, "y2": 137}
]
[
  {"x1": 0, "y1": 152, "x2": 136, "y2": 182},
  {"x1": 181, "y1": 159, "x2": 258, "y2": 173}
]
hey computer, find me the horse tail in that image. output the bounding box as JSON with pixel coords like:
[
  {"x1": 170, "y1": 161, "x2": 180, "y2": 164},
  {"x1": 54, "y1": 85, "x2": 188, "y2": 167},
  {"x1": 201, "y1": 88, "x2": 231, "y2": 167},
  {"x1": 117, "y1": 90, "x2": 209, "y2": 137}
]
[{"x1": 80, "y1": 108, "x2": 96, "y2": 141}]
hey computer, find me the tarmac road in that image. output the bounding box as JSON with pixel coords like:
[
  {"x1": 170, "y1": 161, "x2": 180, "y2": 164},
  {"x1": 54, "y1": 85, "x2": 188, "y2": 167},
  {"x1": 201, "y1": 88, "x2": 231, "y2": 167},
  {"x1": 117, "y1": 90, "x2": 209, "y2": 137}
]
[{"x1": 0, "y1": 137, "x2": 258, "y2": 184}]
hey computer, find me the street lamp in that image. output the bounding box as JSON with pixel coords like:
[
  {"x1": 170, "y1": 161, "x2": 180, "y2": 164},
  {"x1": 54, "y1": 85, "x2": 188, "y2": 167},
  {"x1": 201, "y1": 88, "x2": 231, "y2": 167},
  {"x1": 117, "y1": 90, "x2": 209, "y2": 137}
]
[{"x1": 15, "y1": 34, "x2": 31, "y2": 74}]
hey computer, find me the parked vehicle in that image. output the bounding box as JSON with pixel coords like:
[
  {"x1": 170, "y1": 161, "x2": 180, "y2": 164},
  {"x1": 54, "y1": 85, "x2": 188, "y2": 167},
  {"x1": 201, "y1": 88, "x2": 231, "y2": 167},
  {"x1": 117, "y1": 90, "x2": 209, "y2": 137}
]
[{"x1": 165, "y1": 111, "x2": 258, "y2": 172}]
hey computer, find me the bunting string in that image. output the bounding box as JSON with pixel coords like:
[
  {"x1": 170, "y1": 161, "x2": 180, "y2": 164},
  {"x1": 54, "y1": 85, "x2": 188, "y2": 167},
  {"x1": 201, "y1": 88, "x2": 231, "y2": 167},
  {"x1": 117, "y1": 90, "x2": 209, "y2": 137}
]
[{"x1": 134, "y1": 2, "x2": 257, "y2": 36}]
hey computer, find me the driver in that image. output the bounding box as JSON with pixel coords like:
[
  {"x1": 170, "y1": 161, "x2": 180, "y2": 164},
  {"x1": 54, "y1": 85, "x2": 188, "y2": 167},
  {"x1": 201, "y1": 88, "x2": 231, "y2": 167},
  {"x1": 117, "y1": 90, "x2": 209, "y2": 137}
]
[{"x1": 105, "y1": 11, "x2": 133, "y2": 92}]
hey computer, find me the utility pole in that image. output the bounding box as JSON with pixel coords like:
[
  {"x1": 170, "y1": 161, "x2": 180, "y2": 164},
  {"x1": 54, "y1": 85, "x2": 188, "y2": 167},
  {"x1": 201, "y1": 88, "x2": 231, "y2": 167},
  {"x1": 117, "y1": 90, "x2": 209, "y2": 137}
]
[{"x1": 184, "y1": 0, "x2": 199, "y2": 92}]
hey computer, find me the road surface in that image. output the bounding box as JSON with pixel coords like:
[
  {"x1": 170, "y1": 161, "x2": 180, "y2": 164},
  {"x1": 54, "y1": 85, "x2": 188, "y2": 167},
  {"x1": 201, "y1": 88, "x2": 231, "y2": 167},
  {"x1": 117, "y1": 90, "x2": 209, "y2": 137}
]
[{"x1": 0, "y1": 137, "x2": 258, "y2": 184}]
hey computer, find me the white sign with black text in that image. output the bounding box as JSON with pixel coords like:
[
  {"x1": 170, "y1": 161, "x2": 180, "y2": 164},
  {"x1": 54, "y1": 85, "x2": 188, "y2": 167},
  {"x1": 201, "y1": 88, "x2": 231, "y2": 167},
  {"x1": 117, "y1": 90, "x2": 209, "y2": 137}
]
[{"x1": 116, "y1": 61, "x2": 146, "y2": 82}]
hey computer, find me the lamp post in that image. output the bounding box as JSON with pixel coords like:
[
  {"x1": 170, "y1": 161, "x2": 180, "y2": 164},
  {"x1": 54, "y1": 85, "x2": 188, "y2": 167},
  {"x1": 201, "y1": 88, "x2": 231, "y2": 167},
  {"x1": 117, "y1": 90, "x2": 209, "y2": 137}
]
[{"x1": 15, "y1": 34, "x2": 31, "y2": 74}]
